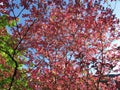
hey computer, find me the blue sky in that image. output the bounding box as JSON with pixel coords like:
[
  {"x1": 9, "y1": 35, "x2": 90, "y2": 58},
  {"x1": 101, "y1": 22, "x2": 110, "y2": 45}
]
[
  {"x1": 111, "y1": 1, "x2": 120, "y2": 47},
  {"x1": 112, "y1": 1, "x2": 120, "y2": 19},
  {"x1": 100, "y1": 1, "x2": 120, "y2": 74}
]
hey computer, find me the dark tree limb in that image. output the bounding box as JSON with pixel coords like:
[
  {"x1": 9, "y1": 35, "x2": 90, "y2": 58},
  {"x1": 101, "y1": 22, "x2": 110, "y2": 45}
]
[
  {"x1": 8, "y1": 53, "x2": 18, "y2": 90},
  {"x1": 8, "y1": 65, "x2": 18, "y2": 90}
]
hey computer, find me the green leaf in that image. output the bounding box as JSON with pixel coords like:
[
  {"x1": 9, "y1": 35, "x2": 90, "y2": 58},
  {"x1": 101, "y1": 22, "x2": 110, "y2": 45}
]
[
  {"x1": 0, "y1": 77, "x2": 11, "y2": 88},
  {"x1": 8, "y1": 20, "x2": 17, "y2": 27},
  {"x1": 0, "y1": 14, "x2": 19, "y2": 29}
]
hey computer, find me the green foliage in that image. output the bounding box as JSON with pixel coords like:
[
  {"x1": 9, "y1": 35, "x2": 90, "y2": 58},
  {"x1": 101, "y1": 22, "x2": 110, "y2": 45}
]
[
  {"x1": 12, "y1": 73, "x2": 32, "y2": 90},
  {"x1": 0, "y1": 15, "x2": 18, "y2": 29},
  {"x1": 0, "y1": 77, "x2": 11, "y2": 88},
  {"x1": 8, "y1": 20, "x2": 17, "y2": 27},
  {"x1": 0, "y1": 35, "x2": 15, "y2": 67},
  {"x1": 0, "y1": 15, "x2": 31, "y2": 90},
  {"x1": 0, "y1": 14, "x2": 19, "y2": 67},
  {"x1": 0, "y1": 15, "x2": 8, "y2": 28}
]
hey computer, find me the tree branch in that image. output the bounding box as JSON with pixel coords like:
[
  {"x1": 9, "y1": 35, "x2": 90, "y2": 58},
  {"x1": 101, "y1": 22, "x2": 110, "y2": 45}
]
[{"x1": 7, "y1": 52, "x2": 18, "y2": 90}]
